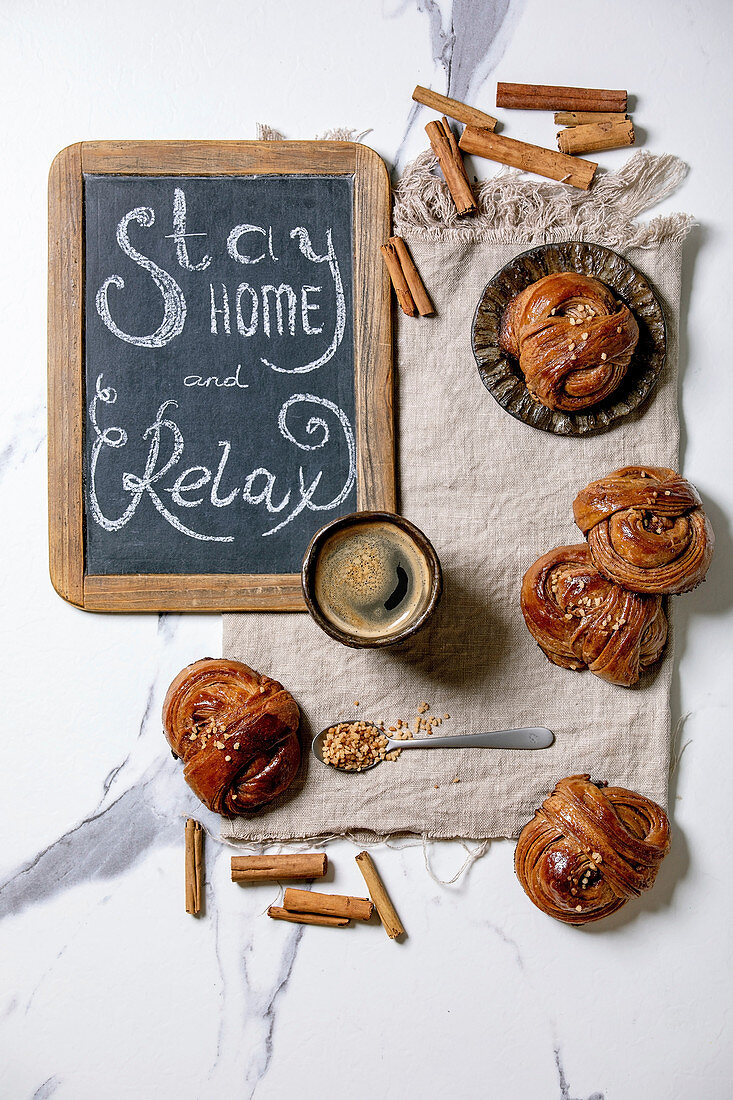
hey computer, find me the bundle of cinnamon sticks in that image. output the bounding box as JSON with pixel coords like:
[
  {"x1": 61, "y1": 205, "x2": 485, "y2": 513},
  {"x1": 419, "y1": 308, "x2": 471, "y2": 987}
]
[
  {"x1": 381, "y1": 236, "x2": 434, "y2": 317},
  {"x1": 410, "y1": 79, "x2": 636, "y2": 200},
  {"x1": 231, "y1": 851, "x2": 405, "y2": 938}
]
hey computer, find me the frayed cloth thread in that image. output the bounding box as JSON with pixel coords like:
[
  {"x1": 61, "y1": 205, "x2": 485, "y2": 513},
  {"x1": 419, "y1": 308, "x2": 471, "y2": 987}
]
[
  {"x1": 393, "y1": 149, "x2": 694, "y2": 249},
  {"x1": 219, "y1": 829, "x2": 493, "y2": 883}
]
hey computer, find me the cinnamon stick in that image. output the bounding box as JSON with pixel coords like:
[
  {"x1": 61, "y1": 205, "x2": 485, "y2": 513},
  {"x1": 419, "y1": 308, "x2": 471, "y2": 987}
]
[
  {"x1": 557, "y1": 119, "x2": 635, "y2": 156},
  {"x1": 355, "y1": 851, "x2": 405, "y2": 940},
  {"x1": 381, "y1": 242, "x2": 417, "y2": 316},
  {"x1": 412, "y1": 85, "x2": 497, "y2": 131},
  {"x1": 267, "y1": 905, "x2": 349, "y2": 928},
  {"x1": 554, "y1": 110, "x2": 628, "y2": 127},
  {"x1": 389, "y1": 236, "x2": 435, "y2": 317},
  {"x1": 283, "y1": 888, "x2": 374, "y2": 922},
  {"x1": 497, "y1": 82, "x2": 627, "y2": 113},
  {"x1": 425, "y1": 117, "x2": 477, "y2": 216},
  {"x1": 458, "y1": 125, "x2": 597, "y2": 191},
  {"x1": 185, "y1": 819, "x2": 204, "y2": 916},
  {"x1": 231, "y1": 853, "x2": 328, "y2": 883}
]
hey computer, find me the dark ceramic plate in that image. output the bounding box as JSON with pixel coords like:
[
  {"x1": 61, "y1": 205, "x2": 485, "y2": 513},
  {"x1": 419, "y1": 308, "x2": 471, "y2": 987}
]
[{"x1": 471, "y1": 241, "x2": 667, "y2": 436}]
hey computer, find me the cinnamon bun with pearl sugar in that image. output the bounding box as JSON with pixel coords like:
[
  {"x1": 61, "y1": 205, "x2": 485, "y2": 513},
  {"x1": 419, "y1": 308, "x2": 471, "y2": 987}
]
[
  {"x1": 499, "y1": 272, "x2": 639, "y2": 412},
  {"x1": 573, "y1": 465, "x2": 714, "y2": 594},
  {"x1": 515, "y1": 774, "x2": 670, "y2": 925},
  {"x1": 162, "y1": 659, "x2": 300, "y2": 816},
  {"x1": 520, "y1": 544, "x2": 667, "y2": 687}
]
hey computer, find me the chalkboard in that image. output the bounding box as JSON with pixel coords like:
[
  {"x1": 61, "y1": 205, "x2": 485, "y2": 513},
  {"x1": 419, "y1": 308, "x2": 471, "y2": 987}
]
[{"x1": 48, "y1": 141, "x2": 394, "y2": 611}]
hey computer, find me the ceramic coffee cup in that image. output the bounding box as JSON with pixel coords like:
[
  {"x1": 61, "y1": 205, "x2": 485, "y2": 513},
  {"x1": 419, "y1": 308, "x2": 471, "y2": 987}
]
[{"x1": 302, "y1": 511, "x2": 443, "y2": 648}]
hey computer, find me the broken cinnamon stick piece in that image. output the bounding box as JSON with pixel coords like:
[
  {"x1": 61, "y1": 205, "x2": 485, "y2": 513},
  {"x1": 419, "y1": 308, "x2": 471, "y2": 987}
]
[
  {"x1": 554, "y1": 110, "x2": 628, "y2": 127},
  {"x1": 231, "y1": 853, "x2": 327, "y2": 883},
  {"x1": 412, "y1": 85, "x2": 497, "y2": 131},
  {"x1": 458, "y1": 126, "x2": 596, "y2": 191},
  {"x1": 425, "y1": 118, "x2": 477, "y2": 216},
  {"x1": 355, "y1": 851, "x2": 405, "y2": 939},
  {"x1": 381, "y1": 242, "x2": 416, "y2": 316},
  {"x1": 497, "y1": 82, "x2": 627, "y2": 113},
  {"x1": 389, "y1": 236, "x2": 435, "y2": 317},
  {"x1": 185, "y1": 819, "x2": 204, "y2": 916},
  {"x1": 267, "y1": 905, "x2": 349, "y2": 928},
  {"x1": 283, "y1": 888, "x2": 374, "y2": 922},
  {"x1": 557, "y1": 119, "x2": 635, "y2": 156}
]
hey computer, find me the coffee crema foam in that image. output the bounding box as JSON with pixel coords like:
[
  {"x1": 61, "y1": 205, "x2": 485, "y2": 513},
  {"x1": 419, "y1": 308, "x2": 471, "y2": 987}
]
[{"x1": 313, "y1": 521, "x2": 433, "y2": 639}]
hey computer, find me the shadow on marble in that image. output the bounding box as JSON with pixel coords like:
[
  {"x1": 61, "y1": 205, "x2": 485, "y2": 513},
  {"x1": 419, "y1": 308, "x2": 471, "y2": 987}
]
[
  {"x1": 580, "y1": 820, "x2": 689, "y2": 935},
  {"x1": 668, "y1": 487, "x2": 732, "y2": 780},
  {"x1": 676, "y1": 223, "x2": 705, "y2": 469}
]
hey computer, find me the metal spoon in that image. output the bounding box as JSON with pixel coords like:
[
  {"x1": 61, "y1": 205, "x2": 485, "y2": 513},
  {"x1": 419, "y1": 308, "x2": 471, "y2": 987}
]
[{"x1": 312, "y1": 723, "x2": 554, "y2": 772}]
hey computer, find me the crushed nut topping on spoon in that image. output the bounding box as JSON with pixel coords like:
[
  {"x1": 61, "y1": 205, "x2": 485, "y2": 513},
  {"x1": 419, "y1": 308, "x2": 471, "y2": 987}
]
[{"x1": 321, "y1": 721, "x2": 390, "y2": 771}]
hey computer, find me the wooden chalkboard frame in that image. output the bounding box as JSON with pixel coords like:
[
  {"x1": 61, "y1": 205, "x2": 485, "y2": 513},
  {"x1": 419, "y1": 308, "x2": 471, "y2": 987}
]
[{"x1": 48, "y1": 140, "x2": 394, "y2": 612}]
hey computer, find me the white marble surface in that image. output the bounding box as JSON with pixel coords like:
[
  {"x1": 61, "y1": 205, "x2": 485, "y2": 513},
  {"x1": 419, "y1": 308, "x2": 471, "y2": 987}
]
[{"x1": 1, "y1": 1, "x2": 732, "y2": 1097}]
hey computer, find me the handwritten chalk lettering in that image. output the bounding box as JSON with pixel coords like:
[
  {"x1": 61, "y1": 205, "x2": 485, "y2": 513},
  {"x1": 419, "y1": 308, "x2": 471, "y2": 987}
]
[
  {"x1": 210, "y1": 283, "x2": 231, "y2": 334},
  {"x1": 262, "y1": 284, "x2": 297, "y2": 337},
  {"x1": 95, "y1": 190, "x2": 345, "y2": 374},
  {"x1": 88, "y1": 378, "x2": 355, "y2": 541},
  {"x1": 212, "y1": 281, "x2": 324, "y2": 342},
  {"x1": 211, "y1": 442, "x2": 238, "y2": 507},
  {"x1": 183, "y1": 365, "x2": 249, "y2": 389},
  {"x1": 226, "y1": 222, "x2": 279, "y2": 265},
  {"x1": 88, "y1": 375, "x2": 231, "y2": 542},
  {"x1": 301, "y1": 286, "x2": 323, "y2": 334},
  {"x1": 261, "y1": 228, "x2": 345, "y2": 374},
  {"x1": 262, "y1": 393, "x2": 356, "y2": 535},
  {"x1": 165, "y1": 188, "x2": 212, "y2": 272},
  {"x1": 242, "y1": 469, "x2": 291, "y2": 514},
  {"x1": 96, "y1": 208, "x2": 187, "y2": 348},
  {"x1": 170, "y1": 466, "x2": 212, "y2": 507},
  {"x1": 236, "y1": 283, "x2": 258, "y2": 336}
]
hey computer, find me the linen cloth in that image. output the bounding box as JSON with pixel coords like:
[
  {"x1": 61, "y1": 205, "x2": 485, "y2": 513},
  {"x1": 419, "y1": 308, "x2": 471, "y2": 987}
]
[{"x1": 222, "y1": 151, "x2": 691, "y2": 842}]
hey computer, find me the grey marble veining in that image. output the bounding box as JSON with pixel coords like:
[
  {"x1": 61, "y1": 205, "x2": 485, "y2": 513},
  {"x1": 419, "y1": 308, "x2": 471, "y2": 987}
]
[
  {"x1": 32, "y1": 1076, "x2": 61, "y2": 1099},
  {"x1": 0, "y1": 614, "x2": 207, "y2": 922},
  {"x1": 0, "y1": 757, "x2": 189, "y2": 921},
  {"x1": 394, "y1": 0, "x2": 520, "y2": 169},
  {"x1": 554, "y1": 1046, "x2": 604, "y2": 1100},
  {"x1": 0, "y1": 402, "x2": 45, "y2": 483},
  {"x1": 419, "y1": 0, "x2": 514, "y2": 103}
]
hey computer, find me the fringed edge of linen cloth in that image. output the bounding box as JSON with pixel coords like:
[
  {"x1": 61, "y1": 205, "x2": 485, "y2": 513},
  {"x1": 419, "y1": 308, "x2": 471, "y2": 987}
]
[
  {"x1": 219, "y1": 826, "x2": 492, "y2": 886},
  {"x1": 256, "y1": 123, "x2": 370, "y2": 142},
  {"x1": 393, "y1": 149, "x2": 694, "y2": 248}
]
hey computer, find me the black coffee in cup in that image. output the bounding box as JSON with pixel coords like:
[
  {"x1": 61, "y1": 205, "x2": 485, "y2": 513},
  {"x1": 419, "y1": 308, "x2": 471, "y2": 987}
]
[{"x1": 313, "y1": 519, "x2": 434, "y2": 641}]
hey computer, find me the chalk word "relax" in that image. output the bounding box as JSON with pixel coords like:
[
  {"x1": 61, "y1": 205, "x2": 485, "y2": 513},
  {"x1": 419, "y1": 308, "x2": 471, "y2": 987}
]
[{"x1": 88, "y1": 374, "x2": 355, "y2": 542}]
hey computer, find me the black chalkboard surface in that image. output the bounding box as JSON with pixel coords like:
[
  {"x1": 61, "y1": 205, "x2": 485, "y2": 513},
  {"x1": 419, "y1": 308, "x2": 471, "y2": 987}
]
[
  {"x1": 48, "y1": 141, "x2": 393, "y2": 611},
  {"x1": 85, "y1": 173, "x2": 356, "y2": 575}
]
